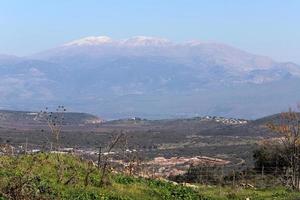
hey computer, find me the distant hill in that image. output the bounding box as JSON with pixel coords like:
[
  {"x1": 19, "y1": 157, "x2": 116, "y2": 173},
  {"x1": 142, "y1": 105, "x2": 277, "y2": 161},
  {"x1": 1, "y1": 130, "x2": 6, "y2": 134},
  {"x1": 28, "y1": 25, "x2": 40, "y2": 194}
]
[
  {"x1": 0, "y1": 109, "x2": 102, "y2": 126},
  {"x1": 0, "y1": 109, "x2": 282, "y2": 136},
  {"x1": 251, "y1": 112, "x2": 300, "y2": 125}
]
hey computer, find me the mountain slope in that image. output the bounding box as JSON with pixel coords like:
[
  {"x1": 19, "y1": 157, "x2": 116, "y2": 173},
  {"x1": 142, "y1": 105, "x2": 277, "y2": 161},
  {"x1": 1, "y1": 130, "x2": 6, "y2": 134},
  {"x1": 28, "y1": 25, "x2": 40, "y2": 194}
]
[
  {"x1": 34, "y1": 36, "x2": 300, "y2": 84},
  {"x1": 0, "y1": 36, "x2": 299, "y2": 119}
]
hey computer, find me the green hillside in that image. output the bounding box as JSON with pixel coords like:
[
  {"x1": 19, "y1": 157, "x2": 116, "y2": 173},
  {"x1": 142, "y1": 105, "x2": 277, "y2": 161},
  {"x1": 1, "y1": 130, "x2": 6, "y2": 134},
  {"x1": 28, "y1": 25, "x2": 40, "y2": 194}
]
[
  {"x1": 0, "y1": 153, "x2": 201, "y2": 200},
  {"x1": 1, "y1": 153, "x2": 300, "y2": 200}
]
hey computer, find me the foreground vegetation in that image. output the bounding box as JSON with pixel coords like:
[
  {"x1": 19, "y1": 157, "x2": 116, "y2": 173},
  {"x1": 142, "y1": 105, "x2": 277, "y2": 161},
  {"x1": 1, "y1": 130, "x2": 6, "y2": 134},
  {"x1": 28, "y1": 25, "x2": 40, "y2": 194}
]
[
  {"x1": 1, "y1": 153, "x2": 300, "y2": 199},
  {"x1": 196, "y1": 185, "x2": 300, "y2": 200},
  {"x1": 0, "y1": 107, "x2": 299, "y2": 199},
  {"x1": 0, "y1": 153, "x2": 201, "y2": 200}
]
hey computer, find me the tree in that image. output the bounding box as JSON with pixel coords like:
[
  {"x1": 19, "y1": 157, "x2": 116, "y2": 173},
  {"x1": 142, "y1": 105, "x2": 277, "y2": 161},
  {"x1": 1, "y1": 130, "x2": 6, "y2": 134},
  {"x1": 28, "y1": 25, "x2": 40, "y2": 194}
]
[
  {"x1": 38, "y1": 105, "x2": 67, "y2": 183},
  {"x1": 266, "y1": 109, "x2": 300, "y2": 190},
  {"x1": 99, "y1": 132, "x2": 125, "y2": 186},
  {"x1": 253, "y1": 140, "x2": 288, "y2": 174},
  {"x1": 38, "y1": 105, "x2": 66, "y2": 151}
]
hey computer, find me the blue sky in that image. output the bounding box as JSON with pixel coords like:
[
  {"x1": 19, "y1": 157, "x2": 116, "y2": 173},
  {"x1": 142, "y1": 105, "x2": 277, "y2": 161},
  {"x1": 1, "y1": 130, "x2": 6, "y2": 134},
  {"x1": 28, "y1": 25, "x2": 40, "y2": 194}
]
[{"x1": 0, "y1": 0, "x2": 299, "y2": 63}]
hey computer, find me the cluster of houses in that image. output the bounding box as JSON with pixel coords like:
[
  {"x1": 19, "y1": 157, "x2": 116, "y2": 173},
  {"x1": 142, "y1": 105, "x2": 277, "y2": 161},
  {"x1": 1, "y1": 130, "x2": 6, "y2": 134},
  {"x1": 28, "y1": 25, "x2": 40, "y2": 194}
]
[{"x1": 199, "y1": 115, "x2": 248, "y2": 125}]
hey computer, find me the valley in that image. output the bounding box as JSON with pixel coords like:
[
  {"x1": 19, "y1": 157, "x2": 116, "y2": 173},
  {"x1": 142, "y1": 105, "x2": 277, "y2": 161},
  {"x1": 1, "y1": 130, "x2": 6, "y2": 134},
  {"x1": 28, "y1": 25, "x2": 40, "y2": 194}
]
[{"x1": 0, "y1": 109, "x2": 276, "y2": 177}]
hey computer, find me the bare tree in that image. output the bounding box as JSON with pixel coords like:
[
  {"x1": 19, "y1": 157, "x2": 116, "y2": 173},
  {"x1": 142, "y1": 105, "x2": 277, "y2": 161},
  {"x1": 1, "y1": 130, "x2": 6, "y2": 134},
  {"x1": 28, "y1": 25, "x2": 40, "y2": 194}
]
[
  {"x1": 267, "y1": 108, "x2": 300, "y2": 190},
  {"x1": 38, "y1": 105, "x2": 67, "y2": 183},
  {"x1": 99, "y1": 132, "x2": 125, "y2": 186},
  {"x1": 84, "y1": 160, "x2": 95, "y2": 186},
  {"x1": 38, "y1": 106, "x2": 66, "y2": 151}
]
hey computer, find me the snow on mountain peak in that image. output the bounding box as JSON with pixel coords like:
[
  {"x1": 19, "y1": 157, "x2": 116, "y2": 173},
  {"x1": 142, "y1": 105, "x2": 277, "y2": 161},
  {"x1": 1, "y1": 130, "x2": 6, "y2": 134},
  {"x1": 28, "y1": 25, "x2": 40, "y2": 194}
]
[
  {"x1": 121, "y1": 36, "x2": 171, "y2": 46},
  {"x1": 63, "y1": 36, "x2": 113, "y2": 46},
  {"x1": 63, "y1": 36, "x2": 172, "y2": 47}
]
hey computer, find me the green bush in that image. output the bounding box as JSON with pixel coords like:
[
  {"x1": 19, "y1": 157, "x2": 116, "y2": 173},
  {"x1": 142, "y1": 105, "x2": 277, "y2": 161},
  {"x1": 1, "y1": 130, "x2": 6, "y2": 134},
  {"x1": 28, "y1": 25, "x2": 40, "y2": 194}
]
[{"x1": 114, "y1": 175, "x2": 136, "y2": 185}]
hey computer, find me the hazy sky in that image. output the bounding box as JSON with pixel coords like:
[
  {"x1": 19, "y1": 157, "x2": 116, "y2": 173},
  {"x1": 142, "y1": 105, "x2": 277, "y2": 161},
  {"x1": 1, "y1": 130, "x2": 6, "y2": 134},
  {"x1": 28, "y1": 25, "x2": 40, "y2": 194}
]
[{"x1": 0, "y1": 0, "x2": 299, "y2": 63}]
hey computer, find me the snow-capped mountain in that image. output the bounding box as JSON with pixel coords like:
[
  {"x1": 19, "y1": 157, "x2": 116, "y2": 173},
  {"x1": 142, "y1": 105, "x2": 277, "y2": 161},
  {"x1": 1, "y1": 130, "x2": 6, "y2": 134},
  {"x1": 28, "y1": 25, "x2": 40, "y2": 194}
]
[
  {"x1": 63, "y1": 36, "x2": 114, "y2": 46},
  {"x1": 34, "y1": 36, "x2": 300, "y2": 79},
  {"x1": 1, "y1": 36, "x2": 300, "y2": 119},
  {"x1": 62, "y1": 36, "x2": 171, "y2": 47}
]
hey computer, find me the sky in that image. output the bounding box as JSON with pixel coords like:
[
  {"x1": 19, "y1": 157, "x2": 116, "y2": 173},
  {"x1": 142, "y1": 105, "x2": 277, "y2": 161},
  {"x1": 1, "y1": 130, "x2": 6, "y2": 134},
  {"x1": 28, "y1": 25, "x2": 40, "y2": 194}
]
[{"x1": 0, "y1": 0, "x2": 299, "y2": 63}]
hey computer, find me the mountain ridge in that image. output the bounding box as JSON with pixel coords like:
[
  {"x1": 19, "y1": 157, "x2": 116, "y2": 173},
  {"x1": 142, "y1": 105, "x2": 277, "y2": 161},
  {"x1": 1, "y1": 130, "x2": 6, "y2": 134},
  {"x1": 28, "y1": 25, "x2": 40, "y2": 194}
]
[
  {"x1": 0, "y1": 36, "x2": 299, "y2": 119},
  {"x1": 31, "y1": 36, "x2": 300, "y2": 82}
]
